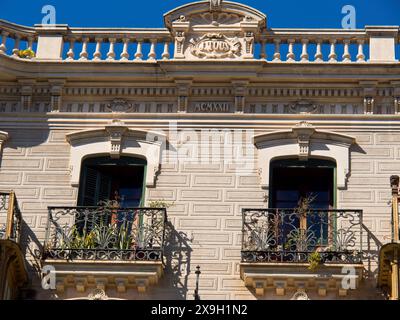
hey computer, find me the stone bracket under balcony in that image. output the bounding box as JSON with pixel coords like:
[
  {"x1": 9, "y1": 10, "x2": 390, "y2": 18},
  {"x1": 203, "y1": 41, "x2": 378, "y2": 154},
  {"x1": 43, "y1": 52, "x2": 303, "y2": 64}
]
[
  {"x1": 240, "y1": 263, "x2": 364, "y2": 299},
  {"x1": 42, "y1": 260, "x2": 163, "y2": 297}
]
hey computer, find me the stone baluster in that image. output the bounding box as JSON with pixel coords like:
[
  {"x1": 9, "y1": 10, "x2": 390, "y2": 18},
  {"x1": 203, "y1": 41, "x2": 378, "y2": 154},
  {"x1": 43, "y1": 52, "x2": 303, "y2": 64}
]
[
  {"x1": 328, "y1": 39, "x2": 337, "y2": 62},
  {"x1": 162, "y1": 41, "x2": 170, "y2": 60},
  {"x1": 314, "y1": 39, "x2": 323, "y2": 62},
  {"x1": 356, "y1": 39, "x2": 366, "y2": 62},
  {"x1": 120, "y1": 38, "x2": 130, "y2": 61},
  {"x1": 12, "y1": 35, "x2": 21, "y2": 57},
  {"x1": 273, "y1": 39, "x2": 281, "y2": 62},
  {"x1": 79, "y1": 37, "x2": 89, "y2": 61},
  {"x1": 66, "y1": 38, "x2": 75, "y2": 61},
  {"x1": 260, "y1": 40, "x2": 267, "y2": 60},
  {"x1": 300, "y1": 39, "x2": 309, "y2": 62},
  {"x1": 93, "y1": 38, "x2": 102, "y2": 61},
  {"x1": 107, "y1": 38, "x2": 116, "y2": 61},
  {"x1": 0, "y1": 31, "x2": 9, "y2": 55},
  {"x1": 286, "y1": 39, "x2": 295, "y2": 62},
  {"x1": 135, "y1": 40, "x2": 143, "y2": 61},
  {"x1": 148, "y1": 39, "x2": 157, "y2": 61},
  {"x1": 27, "y1": 36, "x2": 34, "y2": 51},
  {"x1": 342, "y1": 39, "x2": 351, "y2": 62}
]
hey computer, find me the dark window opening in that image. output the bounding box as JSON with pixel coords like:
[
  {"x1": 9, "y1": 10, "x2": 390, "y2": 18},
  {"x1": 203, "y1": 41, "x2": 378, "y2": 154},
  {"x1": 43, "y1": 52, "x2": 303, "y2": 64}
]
[
  {"x1": 78, "y1": 156, "x2": 146, "y2": 208},
  {"x1": 270, "y1": 158, "x2": 336, "y2": 249}
]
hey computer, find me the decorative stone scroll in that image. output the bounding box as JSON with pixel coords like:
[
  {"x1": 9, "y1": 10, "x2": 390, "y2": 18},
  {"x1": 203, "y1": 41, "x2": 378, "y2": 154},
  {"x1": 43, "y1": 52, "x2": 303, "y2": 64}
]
[
  {"x1": 106, "y1": 99, "x2": 133, "y2": 113},
  {"x1": 253, "y1": 121, "x2": 356, "y2": 189},
  {"x1": 190, "y1": 33, "x2": 241, "y2": 59}
]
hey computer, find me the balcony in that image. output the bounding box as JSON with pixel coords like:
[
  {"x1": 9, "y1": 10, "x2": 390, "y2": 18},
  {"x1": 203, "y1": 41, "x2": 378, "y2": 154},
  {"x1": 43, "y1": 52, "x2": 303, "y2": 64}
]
[
  {"x1": 0, "y1": 191, "x2": 22, "y2": 242},
  {"x1": 240, "y1": 208, "x2": 364, "y2": 298},
  {"x1": 41, "y1": 205, "x2": 167, "y2": 297},
  {"x1": 0, "y1": 191, "x2": 28, "y2": 299}
]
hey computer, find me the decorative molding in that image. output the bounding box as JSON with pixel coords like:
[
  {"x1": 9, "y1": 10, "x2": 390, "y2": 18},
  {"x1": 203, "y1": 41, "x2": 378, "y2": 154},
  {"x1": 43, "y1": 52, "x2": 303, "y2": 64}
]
[
  {"x1": 0, "y1": 131, "x2": 9, "y2": 152},
  {"x1": 66, "y1": 120, "x2": 166, "y2": 187},
  {"x1": 233, "y1": 80, "x2": 249, "y2": 114},
  {"x1": 106, "y1": 98, "x2": 133, "y2": 113},
  {"x1": 241, "y1": 263, "x2": 363, "y2": 298},
  {"x1": 291, "y1": 289, "x2": 310, "y2": 300},
  {"x1": 364, "y1": 96, "x2": 374, "y2": 114},
  {"x1": 18, "y1": 79, "x2": 36, "y2": 111},
  {"x1": 210, "y1": 0, "x2": 223, "y2": 12},
  {"x1": 190, "y1": 33, "x2": 241, "y2": 59},
  {"x1": 88, "y1": 289, "x2": 108, "y2": 300},
  {"x1": 176, "y1": 79, "x2": 192, "y2": 113},
  {"x1": 48, "y1": 79, "x2": 66, "y2": 112},
  {"x1": 289, "y1": 101, "x2": 318, "y2": 114},
  {"x1": 394, "y1": 97, "x2": 400, "y2": 114},
  {"x1": 253, "y1": 121, "x2": 356, "y2": 189}
]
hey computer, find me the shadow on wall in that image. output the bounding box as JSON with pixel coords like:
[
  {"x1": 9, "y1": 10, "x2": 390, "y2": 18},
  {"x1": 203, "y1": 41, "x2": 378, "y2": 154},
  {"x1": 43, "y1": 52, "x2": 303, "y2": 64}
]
[
  {"x1": 362, "y1": 223, "x2": 383, "y2": 281},
  {"x1": 157, "y1": 221, "x2": 193, "y2": 300},
  {"x1": 18, "y1": 219, "x2": 44, "y2": 299}
]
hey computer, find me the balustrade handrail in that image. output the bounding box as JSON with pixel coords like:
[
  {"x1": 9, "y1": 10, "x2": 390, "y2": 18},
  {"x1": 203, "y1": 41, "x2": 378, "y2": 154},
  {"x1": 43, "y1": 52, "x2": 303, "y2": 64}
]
[
  {"x1": 241, "y1": 208, "x2": 363, "y2": 264},
  {"x1": 0, "y1": 18, "x2": 398, "y2": 62},
  {"x1": 0, "y1": 19, "x2": 37, "y2": 38},
  {"x1": 0, "y1": 191, "x2": 22, "y2": 243},
  {"x1": 43, "y1": 206, "x2": 167, "y2": 262}
]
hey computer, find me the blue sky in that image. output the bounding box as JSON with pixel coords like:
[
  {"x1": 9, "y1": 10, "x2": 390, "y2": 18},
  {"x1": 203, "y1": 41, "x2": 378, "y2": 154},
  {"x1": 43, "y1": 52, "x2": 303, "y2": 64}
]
[{"x1": 1, "y1": 0, "x2": 399, "y2": 28}]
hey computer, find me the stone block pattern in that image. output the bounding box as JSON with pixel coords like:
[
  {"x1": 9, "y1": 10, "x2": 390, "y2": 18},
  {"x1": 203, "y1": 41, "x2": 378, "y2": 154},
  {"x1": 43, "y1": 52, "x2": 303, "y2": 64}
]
[{"x1": 0, "y1": 128, "x2": 393, "y2": 300}]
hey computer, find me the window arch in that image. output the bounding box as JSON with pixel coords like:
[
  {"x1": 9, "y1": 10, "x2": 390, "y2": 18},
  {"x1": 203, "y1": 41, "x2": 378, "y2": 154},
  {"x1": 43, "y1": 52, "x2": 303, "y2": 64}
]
[
  {"x1": 253, "y1": 122, "x2": 355, "y2": 190},
  {"x1": 66, "y1": 122, "x2": 166, "y2": 188}
]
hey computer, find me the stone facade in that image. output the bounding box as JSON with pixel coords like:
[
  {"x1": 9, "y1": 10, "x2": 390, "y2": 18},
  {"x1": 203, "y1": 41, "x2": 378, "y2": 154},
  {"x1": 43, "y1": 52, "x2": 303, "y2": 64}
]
[{"x1": 0, "y1": 0, "x2": 399, "y2": 300}]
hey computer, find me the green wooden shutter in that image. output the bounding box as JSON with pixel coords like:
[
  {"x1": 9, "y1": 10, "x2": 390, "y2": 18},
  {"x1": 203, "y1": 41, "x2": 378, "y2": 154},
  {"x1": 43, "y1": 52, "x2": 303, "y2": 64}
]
[
  {"x1": 81, "y1": 167, "x2": 112, "y2": 206},
  {"x1": 82, "y1": 167, "x2": 98, "y2": 206}
]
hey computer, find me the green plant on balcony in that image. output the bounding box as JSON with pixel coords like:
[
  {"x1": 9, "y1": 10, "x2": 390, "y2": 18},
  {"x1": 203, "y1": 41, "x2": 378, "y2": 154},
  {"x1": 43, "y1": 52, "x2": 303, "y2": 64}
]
[
  {"x1": 147, "y1": 199, "x2": 174, "y2": 209},
  {"x1": 308, "y1": 251, "x2": 322, "y2": 271},
  {"x1": 67, "y1": 226, "x2": 96, "y2": 249},
  {"x1": 17, "y1": 49, "x2": 35, "y2": 59}
]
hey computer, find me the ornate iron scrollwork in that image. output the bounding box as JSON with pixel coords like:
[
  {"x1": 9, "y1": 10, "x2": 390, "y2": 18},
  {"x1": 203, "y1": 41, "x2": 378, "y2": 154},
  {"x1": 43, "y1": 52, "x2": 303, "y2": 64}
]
[
  {"x1": 241, "y1": 208, "x2": 363, "y2": 264},
  {"x1": 43, "y1": 205, "x2": 167, "y2": 262}
]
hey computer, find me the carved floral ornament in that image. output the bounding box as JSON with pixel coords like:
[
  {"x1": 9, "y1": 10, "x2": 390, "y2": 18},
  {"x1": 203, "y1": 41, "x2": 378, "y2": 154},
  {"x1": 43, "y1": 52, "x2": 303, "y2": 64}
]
[
  {"x1": 253, "y1": 122, "x2": 356, "y2": 190},
  {"x1": 66, "y1": 120, "x2": 166, "y2": 187},
  {"x1": 106, "y1": 99, "x2": 133, "y2": 113},
  {"x1": 190, "y1": 33, "x2": 241, "y2": 59}
]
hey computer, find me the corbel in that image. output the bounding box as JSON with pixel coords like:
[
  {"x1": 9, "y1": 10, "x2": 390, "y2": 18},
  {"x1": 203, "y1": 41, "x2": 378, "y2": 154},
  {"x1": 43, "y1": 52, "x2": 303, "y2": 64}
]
[
  {"x1": 232, "y1": 79, "x2": 249, "y2": 114},
  {"x1": 18, "y1": 79, "x2": 36, "y2": 111},
  {"x1": 292, "y1": 121, "x2": 315, "y2": 161},
  {"x1": 48, "y1": 79, "x2": 66, "y2": 112},
  {"x1": 360, "y1": 81, "x2": 377, "y2": 114},
  {"x1": 105, "y1": 120, "x2": 128, "y2": 159},
  {"x1": 175, "y1": 79, "x2": 193, "y2": 113},
  {"x1": 391, "y1": 81, "x2": 400, "y2": 114}
]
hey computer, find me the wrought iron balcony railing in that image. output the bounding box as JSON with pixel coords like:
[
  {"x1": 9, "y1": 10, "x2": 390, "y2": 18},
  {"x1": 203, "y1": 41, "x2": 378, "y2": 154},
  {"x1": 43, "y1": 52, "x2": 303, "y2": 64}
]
[
  {"x1": 43, "y1": 206, "x2": 167, "y2": 262},
  {"x1": 241, "y1": 208, "x2": 363, "y2": 264},
  {"x1": 0, "y1": 191, "x2": 22, "y2": 243}
]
